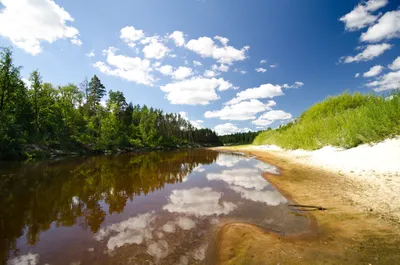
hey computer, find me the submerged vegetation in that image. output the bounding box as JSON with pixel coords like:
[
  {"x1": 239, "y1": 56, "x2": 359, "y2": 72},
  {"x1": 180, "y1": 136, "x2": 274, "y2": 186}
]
[
  {"x1": 254, "y1": 92, "x2": 400, "y2": 150},
  {"x1": 0, "y1": 47, "x2": 220, "y2": 160}
]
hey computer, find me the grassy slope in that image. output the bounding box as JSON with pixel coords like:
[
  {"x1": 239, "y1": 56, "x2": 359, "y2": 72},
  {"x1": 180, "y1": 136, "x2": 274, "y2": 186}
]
[{"x1": 253, "y1": 92, "x2": 400, "y2": 150}]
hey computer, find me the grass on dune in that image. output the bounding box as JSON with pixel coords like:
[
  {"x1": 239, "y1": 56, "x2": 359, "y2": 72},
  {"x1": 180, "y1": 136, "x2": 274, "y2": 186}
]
[{"x1": 253, "y1": 92, "x2": 400, "y2": 150}]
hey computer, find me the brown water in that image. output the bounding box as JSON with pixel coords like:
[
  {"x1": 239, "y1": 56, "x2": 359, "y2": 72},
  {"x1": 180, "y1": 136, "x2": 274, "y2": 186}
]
[{"x1": 0, "y1": 149, "x2": 309, "y2": 265}]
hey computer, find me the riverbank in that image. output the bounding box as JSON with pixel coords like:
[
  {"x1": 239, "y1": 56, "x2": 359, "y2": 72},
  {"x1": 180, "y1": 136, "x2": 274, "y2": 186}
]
[{"x1": 212, "y1": 145, "x2": 400, "y2": 264}]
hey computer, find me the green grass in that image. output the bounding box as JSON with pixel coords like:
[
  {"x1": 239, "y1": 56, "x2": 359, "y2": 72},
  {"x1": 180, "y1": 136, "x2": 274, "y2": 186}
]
[{"x1": 253, "y1": 92, "x2": 400, "y2": 150}]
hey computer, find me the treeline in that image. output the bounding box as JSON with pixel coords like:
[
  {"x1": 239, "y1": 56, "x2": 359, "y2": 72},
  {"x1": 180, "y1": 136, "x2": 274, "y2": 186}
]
[
  {"x1": 0, "y1": 47, "x2": 220, "y2": 159},
  {"x1": 254, "y1": 92, "x2": 400, "y2": 150},
  {"x1": 219, "y1": 131, "x2": 261, "y2": 145}
]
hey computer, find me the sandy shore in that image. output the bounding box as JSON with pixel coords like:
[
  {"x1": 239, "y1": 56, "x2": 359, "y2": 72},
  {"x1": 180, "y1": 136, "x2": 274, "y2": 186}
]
[
  {"x1": 211, "y1": 144, "x2": 400, "y2": 264},
  {"x1": 250, "y1": 138, "x2": 400, "y2": 222}
]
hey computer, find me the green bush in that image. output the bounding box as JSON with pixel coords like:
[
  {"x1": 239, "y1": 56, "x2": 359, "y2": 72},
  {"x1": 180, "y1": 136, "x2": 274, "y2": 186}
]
[{"x1": 253, "y1": 92, "x2": 400, "y2": 150}]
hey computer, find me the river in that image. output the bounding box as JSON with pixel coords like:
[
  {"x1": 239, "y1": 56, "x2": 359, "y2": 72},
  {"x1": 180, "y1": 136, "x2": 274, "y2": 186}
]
[{"x1": 0, "y1": 149, "x2": 309, "y2": 265}]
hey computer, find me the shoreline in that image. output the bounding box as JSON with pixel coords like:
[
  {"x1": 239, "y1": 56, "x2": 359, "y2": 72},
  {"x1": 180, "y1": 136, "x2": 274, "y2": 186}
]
[{"x1": 212, "y1": 146, "x2": 400, "y2": 264}]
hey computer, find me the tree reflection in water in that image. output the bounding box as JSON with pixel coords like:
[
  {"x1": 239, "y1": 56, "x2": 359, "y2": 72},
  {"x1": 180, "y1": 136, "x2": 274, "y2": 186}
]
[{"x1": 0, "y1": 150, "x2": 218, "y2": 263}]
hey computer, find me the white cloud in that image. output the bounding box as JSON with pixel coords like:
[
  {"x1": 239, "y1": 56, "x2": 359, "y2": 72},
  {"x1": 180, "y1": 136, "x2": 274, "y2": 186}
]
[
  {"x1": 341, "y1": 43, "x2": 392, "y2": 63},
  {"x1": 86, "y1": 50, "x2": 95, "y2": 57},
  {"x1": 160, "y1": 77, "x2": 233, "y2": 105},
  {"x1": 173, "y1": 66, "x2": 192, "y2": 80},
  {"x1": 186, "y1": 36, "x2": 249, "y2": 64},
  {"x1": 143, "y1": 38, "x2": 169, "y2": 59},
  {"x1": 388, "y1": 56, "x2": 400, "y2": 70},
  {"x1": 212, "y1": 64, "x2": 229, "y2": 72},
  {"x1": 240, "y1": 70, "x2": 247, "y2": 74},
  {"x1": 179, "y1": 111, "x2": 204, "y2": 129},
  {"x1": 153, "y1": 61, "x2": 161, "y2": 68},
  {"x1": 339, "y1": 0, "x2": 388, "y2": 31},
  {"x1": 269, "y1": 64, "x2": 277, "y2": 68},
  {"x1": 229, "y1": 185, "x2": 287, "y2": 205},
  {"x1": 252, "y1": 110, "x2": 292, "y2": 127},
  {"x1": 193, "y1": 60, "x2": 202, "y2": 66},
  {"x1": 361, "y1": 10, "x2": 400, "y2": 42},
  {"x1": 22, "y1": 77, "x2": 32, "y2": 89},
  {"x1": 169, "y1": 31, "x2": 185, "y2": 47},
  {"x1": 0, "y1": 0, "x2": 81, "y2": 55},
  {"x1": 214, "y1": 123, "x2": 249, "y2": 135},
  {"x1": 158, "y1": 65, "x2": 173, "y2": 76},
  {"x1": 226, "y1": 84, "x2": 284, "y2": 105},
  {"x1": 215, "y1": 153, "x2": 247, "y2": 167},
  {"x1": 204, "y1": 70, "x2": 219, "y2": 78},
  {"x1": 355, "y1": 73, "x2": 360, "y2": 78},
  {"x1": 255, "y1": 68, "x2": 267, "y2": 73},
  {"x1": 95, "y1": 212, "x2": 155, "y2": 250},
  {"x1": 205, "y1": 99, "x2": 276, "y2": 120},
  {"x1": 260, "y1": 59, "x2": 267, "y2": 64},
  {"x1": 207, "y1": 168, "x2": 269, "y2": 190},
  {"x1": 163, "y1": 187, "x2": 237, "y2": 216},
  {"x1": 176, "y1": 217, "x2": 196, "y2": 230},
  {"x1": 8, "y1": 253, "x2": 39, "y2": 265},
  {"x1": 282, "y1": 81, "x2": 304, "y2": 89},
  {"x1": 214, "y1": 35, "x2": 229, "y2": 46},
  {"x1": 363, "y1": 65, "x2": 384, "y2": 77},
  {"x1": 94, "y1": 47, "x2": 154, "y2": 86},
  {"x1": 147, "y1": 240, "x2": 169, "y2": 261},
  {"x1": 120, "y1": 26, "x2": 144, "y2": 47},
  {"x1": 365, "y1": 70, "x2": 400, "y2": 91}
]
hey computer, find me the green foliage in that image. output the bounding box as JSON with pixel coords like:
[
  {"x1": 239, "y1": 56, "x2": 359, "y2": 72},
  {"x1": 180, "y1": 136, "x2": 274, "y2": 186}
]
[
  {"x1": 0, "y1": 47, "x2": 221, "y2": 159},
  {"x1": 253, "y1": 92, "x2": 400, "y2": 150},
  {"x1": 219, "y1": 131, "x2": 261, "y2": 145}
]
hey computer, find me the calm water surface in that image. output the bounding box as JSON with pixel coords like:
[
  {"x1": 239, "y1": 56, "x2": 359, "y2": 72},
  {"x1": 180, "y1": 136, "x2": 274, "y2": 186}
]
[{"x1": 0, "y1": 149, "x2": 309, "y2": 265}]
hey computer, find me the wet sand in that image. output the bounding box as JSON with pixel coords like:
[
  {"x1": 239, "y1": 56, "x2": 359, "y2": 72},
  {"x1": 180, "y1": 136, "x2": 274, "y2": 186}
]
[{"x1": 213, "y1": 147, "x2": 400, "y2": 265}]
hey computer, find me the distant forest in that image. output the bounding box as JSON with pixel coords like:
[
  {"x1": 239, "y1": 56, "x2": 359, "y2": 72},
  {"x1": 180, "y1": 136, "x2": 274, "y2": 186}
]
[
  {"x1": 0, "y1": 47, "x2": 221, "y2": 160},
  {"x1": 218, "y1": 131, "x2": 261, "y2": 145}
]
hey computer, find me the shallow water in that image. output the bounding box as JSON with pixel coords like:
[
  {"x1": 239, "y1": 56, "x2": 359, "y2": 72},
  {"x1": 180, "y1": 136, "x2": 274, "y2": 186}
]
[{"x1": 0, "y1": 149, "x2": 309, "y2": 265}]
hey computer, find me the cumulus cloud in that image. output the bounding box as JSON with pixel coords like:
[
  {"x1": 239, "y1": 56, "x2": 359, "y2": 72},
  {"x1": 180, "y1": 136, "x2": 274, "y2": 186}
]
[
  {"x1": 214, "y1": 35, "x2": 229, "y2": 46},
  {"x1": 120, "y1": 26, "x2": 144, "y2": 47},
  {"x1": 388, "y1": 56, "x2": 400, "y2": 70},
  {"x1": 95, "y1": 212, "x2": 155, "y2": 250},
  {"x1": 93, "y1": 47, "x2": 154, "y2": 86},
  {"x1": 207, "y1": 168, "x2": 269, "y2": 190},
  {"x1": 169, "y1": 30, "x2": 185, "y2": 47},
  {"x1": 339, "y1": 0, "x2": 388, "y2": 31},
  {"x1": 142, "y1": 38, "x2": 169, "y2": 59},
  {"x1": 0, "y1": 0, "x2": 81, "y2": 55},
  {"x1": 193, "y1": 61, "x2": 202, "y2": 67},
  {"x1": 158, "y1": 65, "x2": 173, "y2": 76},
  {"x1": 260, "y1": 59, "x2": 267, "y2": 64},
  {"x1": 86, "y1": 50, "x2": 95, "y2": 57},
  {"x1": 163, "y1": 187, "x2": 237, "y2": 216},
  {"x1": 160, "y1": 77, "x2": 233, "y2": 105},
  {"x1": 341, "y1": 43, "x2": 392, "y2": 63},
  {"x1": 252, "y1": 110, "x2": 292, "y2": 127},
  {"x1": 179, "y1": 111, "x2": 204, "y2": 129},
  {"x1": 361, "y1": 10, "x2": 400, "y2": 42},
  {"x1": 172, "y1": 66, "x2": 193, "y2": 80},
  {"x1": 205, "y1": 99, "x2": 276, "y2": 121},
  {"x1": 8, "y1": 253, "x2": 39, "y2": 265},
  {"x1": 226, "y1": 84, "x2": 284, "y2": 105},
  {"x1": 255, "y1": 68, "x2": 267, "y2": 73},
  {"x1": 282, "y1": 81, "x2": 304, "y2": 89},
  {"x1": 269, "y1": 64, "x2": 278, "y2": 68},
  {"x1": 365, "y1": 70, "x2": 400, "y2": 91},
  {"x1": 355, "y1": 73, "x2": 360, "y2": 78},
  {"x1": 363, "y1": 65, "x2": 384, "y2": 77},
  {"x1": 212, "y1": 64, "x2": 229, "y2": 72},
  {"x1": 229, "y1": 185, "x2": 287, "y2": 205},
  {"x1": 214, "y1": 123, "x2": 251, "y2": 136},
  {"x1": 204, "y1": 70, "x2": 219, "y2": 78},
  {"x1": 186, "y1": 36, "x2": 249, "y2": 64},
  {"x1": 215, "y1": 153, "x2": 247, "y2": 167}
]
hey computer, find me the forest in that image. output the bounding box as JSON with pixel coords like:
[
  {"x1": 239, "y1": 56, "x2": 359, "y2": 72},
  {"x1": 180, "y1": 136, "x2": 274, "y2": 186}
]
[
  {"x1": 219, "y1": 131, "x2": 261, "y2": 145},
  {"x1": 0, "y1": 47, "x2": 221, "y2": 160}
]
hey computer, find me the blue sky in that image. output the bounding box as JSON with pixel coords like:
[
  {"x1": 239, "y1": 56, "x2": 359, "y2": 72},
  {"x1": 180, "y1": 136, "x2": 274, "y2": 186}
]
[{"x1": 0, "y1": 0, "x2": 399, "y2": 135}]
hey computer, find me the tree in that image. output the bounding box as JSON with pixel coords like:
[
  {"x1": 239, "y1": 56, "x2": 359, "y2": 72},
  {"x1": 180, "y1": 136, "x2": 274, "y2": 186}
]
[{"x1": 88, "y1": 75, "x2": 106, "y2": 113}]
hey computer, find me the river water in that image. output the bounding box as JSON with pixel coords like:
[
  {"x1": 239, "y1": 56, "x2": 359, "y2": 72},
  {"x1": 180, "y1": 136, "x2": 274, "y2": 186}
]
[{"x1": 0, "y1": 149, "x2": 309, "y2": 265}]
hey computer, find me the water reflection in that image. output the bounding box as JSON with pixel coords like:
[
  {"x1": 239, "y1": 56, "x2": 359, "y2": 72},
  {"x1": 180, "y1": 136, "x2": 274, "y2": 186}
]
[{"x1": 1, "y1": 150, "x2": 308, "y2": 265}]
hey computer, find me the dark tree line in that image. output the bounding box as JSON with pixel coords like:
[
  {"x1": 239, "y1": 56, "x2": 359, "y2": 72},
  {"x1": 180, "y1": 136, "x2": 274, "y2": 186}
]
[
  {"x1": 0, "y1": 47, "x2": 221, "y2": 159},
  {"x1": 219, "y1": 131, "x2": 261, "y2": 145}
]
